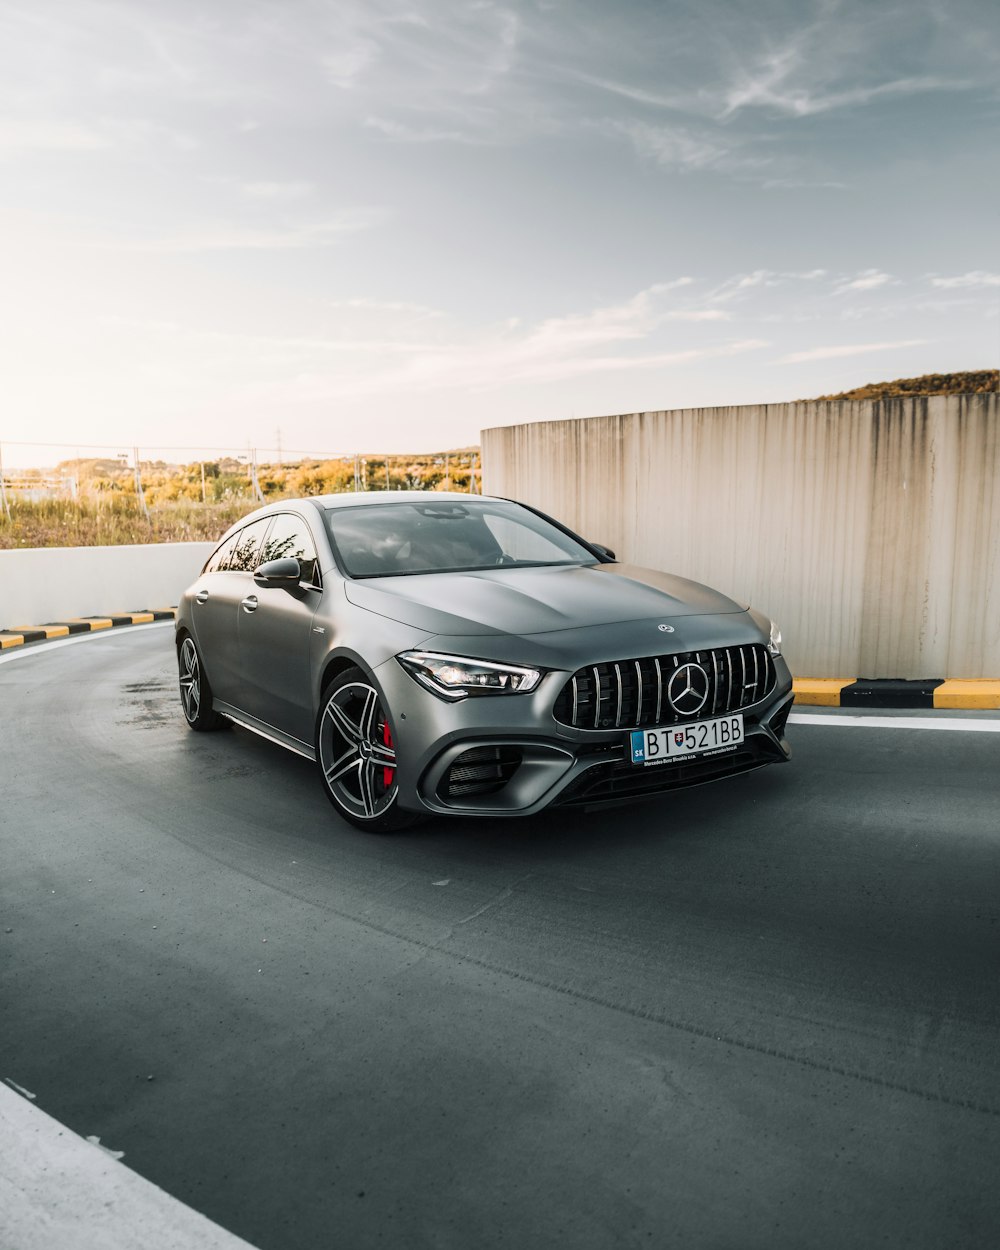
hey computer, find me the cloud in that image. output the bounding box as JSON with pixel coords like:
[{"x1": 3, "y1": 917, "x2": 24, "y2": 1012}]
[
  {"x1": 614, "y1": 120, "x2": 735, "y2": 173},
  {"x1": 327, "y1": 297, "x2": 444, "y2": 319},
  {"x1": 102, "y1": 281, "x2": 756, "y2": 401},
  {"x1": 710, "y1": 268, "x2": 828, "y2": 303},
  {"x1": 241, "y1": 181, "x2": 314, "y2": 200},
  {"x1": 191, "y1": 282, "x2": 768, "y2": 402},
  {"x1": 287, "y1": 334, "x2": 770, "y2": 399},
  {"x1": 107, "y1": 209, "x2": 386, "y2": 252},
  {"x1": 663, "y1": 310, "x2": 732, "y2": 322},
  {"x1": 761, "y1": 178, "x2": 847, "y2": 191},
  {"x1": 778, "y1": 339, "x2": 926, "y2": 364},
  {"x1": 722, "y1": 72, "x2": 966, "y2": 120},
  {"x1": 930, "y1": 270, "x2": 1000, "y2": 289},
  {"x1": 322, "y1": 39, "x2": 379, "y2": 89},
  {"x1": 517, "y1": 281, "x2": 726, "y2": 349},
  {"x1": 0, "y1": 118, "x2": 110, "y2": 152},
  {"x1": 573, "y1": 74, "x2": 700, "y2": 112},
  {"x1": 833, "y1": 270, "x2": 895, "y2": 294},
  {"x1": 363, "y1": 116, "x2": 484, "y2": 144}
]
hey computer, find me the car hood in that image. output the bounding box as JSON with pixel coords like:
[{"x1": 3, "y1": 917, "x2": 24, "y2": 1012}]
[{"x1": 343, "y1": 562, "x2": 744, "y2": 637}]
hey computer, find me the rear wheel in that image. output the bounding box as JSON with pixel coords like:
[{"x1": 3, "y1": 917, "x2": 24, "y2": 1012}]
[
  {"x1": 317, "y1": 668, "x2": 420, "y2": 832},
  {"x1": 177, "y1": 635, "x2": 226, "y2": 731}
]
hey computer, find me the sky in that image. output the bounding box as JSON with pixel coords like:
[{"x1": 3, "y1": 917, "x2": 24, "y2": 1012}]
[{"x1": 0, "y1": 0, "x2": 998, "y2": 467}]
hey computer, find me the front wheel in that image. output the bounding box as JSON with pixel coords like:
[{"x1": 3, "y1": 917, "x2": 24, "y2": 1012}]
[
  {"x1": 177, "y1": 635, "x2": 226, "y2": 731},
  {"x1": 316, "y1": 668, "x2": 420, "y2": 832}
]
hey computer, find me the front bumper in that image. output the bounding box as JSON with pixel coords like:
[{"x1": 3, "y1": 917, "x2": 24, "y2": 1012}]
[{"x1": 374, "y1": 649, "x2": 794, "y2": 818}]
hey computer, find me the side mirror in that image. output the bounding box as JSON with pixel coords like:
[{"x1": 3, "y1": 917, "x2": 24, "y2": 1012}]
[
  {"x1": 254, "y1": 557, "x2": 302, "y2": 588},
  {"x1": 591, "y1": 543, "x2": 616, "y2": 561}
]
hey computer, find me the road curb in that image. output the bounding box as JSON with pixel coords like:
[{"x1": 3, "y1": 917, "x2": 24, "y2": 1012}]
[
  {"x1": 0, "y1": 609, "x2": 176, "y2": 650},
  {"x1": 792, "y1": 678, "x2": 1000, "y2": 710}
]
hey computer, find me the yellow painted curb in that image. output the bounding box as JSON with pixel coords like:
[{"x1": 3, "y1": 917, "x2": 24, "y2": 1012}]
[
  {"x1": 792, "y1": 678, "x2": 856, "y2": 706},
  {"x1": 934, "y1": 680, "x2": 1000, "y2": 710},
  {"x1": 108, "y1": 612, "x2": 155, "y2": 624},
  {"x1": 10, "y1": 624, "x2": 70, "y2": 639},
  {"x1": 64, "y1": 617, "x2": 114, "y2": 630},
  {"x1": 0, "y1": 633, "x2": 25, "y2": 649}
]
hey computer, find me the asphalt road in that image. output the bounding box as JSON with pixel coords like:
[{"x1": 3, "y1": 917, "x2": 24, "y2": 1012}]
[{"x1": 2, "y1": 625, "x2": 999, "y2": 1249}]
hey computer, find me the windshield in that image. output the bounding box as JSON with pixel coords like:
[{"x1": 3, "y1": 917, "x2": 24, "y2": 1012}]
[{"x1": 323, "y1": 500, "x2": 596, "y2": 578}]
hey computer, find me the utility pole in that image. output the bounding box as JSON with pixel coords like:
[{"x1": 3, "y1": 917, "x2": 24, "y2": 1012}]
[
  {"x1": 385, "y1": 458, "x2": 390, "y2": 491},
  {"x1": 133, "y1": 447, "x2": 150, "y2": 522},
  {"x1": 0, "y1": 441, "x2": 10, "y2": 520},
  {"x1": 469, "y1": 451, "x2": 477, "y2": 494},
  {"x1": 250, "y1": 449, "x2": 265, "y2": 502}
]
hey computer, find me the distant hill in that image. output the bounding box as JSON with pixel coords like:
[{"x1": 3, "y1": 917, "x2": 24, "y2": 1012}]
[{"x1": 813, "y1": 370, "x2": 999, "y2": 401}]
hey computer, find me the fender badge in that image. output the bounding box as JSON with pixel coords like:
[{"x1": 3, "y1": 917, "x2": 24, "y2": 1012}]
[{"x1": 657, "y1": 624, "x2": 675, "y2": 633}]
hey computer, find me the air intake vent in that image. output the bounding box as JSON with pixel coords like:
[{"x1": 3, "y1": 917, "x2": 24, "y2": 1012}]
[
  {"x1": 441, "y1": 746, "x2": 522, "y2": 801},
  {"x1": 553, "y1": 645, "x2": 776, "y2": 730}
]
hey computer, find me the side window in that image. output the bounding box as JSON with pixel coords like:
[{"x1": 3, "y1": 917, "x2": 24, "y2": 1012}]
[
  {"x1": 259, "y1": 513, "x2": 321, "y2": 586},
  {"x1": 203, "y1": 531, "x2": 239, "y2": 574},
  {"x1": 227, "y1": 518, "x2": 273, "y2": 573}
]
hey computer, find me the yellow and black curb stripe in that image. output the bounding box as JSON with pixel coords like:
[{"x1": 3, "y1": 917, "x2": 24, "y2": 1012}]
[
  {"x1": 0, "y1": 609, "x2": 176, "y2": 651},
  {"x1": 793, "y1": 678, "x2": 1000, "y2": 710}
]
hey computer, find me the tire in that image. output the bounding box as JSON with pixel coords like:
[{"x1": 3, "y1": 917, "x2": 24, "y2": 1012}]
[
  {"x1": 316, "y1": 667, "x2": 420, "y2": 832},
  {"x1": 177, "y1": 635, "x2": 227, "y2": 731}
]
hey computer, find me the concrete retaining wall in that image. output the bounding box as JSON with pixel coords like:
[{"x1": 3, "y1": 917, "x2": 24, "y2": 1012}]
[
  {"x1": 0, "y1": 542, "x2": 215, "y2": 628},
  {"x1": 481, "y1": 395, "x2": 1000, "y2": 679}
]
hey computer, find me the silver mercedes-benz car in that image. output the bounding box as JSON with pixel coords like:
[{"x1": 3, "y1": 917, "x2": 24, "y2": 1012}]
[{"x1": 176, "y1": 492, "x2": 792, "y2": 830}]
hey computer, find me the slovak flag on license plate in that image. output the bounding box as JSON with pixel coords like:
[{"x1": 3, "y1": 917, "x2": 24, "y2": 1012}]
[{"x1": 674, "y1": 732, "x2": 685, "y2": 746}]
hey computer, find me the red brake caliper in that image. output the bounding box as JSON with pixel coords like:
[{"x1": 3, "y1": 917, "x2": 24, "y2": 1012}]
[{"x1": 382, "y1": 720, "x2": 395, "y2": 790}]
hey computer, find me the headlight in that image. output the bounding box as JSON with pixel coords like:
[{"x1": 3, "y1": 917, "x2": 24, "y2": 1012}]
[
  {"x1": 768, "y1": 620, "x2": 782, "y2": 657},
  {"x1": 397, "y1": 651, "x2": 542, "y2": 700}
]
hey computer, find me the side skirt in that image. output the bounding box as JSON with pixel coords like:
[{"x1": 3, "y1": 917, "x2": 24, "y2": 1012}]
[{"x1": 213, "y1": 700, "x2": 317, "y2": 762}]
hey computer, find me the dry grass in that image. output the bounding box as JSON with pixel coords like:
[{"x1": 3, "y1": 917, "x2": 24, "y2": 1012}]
[
  {"x1": 0, "y1": 497, "x2": 259, "y2": 549},
  {"x1": 813, "y1": 369, "x2": 999, "y2": 401}
]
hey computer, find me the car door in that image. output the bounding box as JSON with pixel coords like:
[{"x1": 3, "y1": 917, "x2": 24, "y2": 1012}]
[
  {"x1": 190, "y1": 521, "x2": 270, "y2": 706},
  {"x1": 236, "y1": 510, "x2": 322, "y2": 747}
]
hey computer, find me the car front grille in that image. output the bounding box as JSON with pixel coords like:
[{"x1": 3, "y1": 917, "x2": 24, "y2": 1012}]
[
  {"x1": 553, "y1": 644, "x2": 776, "y2": 731},
  {"x1": 440, "y1": 745, "x2": 522, "y2": 801}
]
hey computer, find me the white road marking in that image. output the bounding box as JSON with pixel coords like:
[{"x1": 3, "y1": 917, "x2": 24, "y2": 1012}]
[
  {"x1": 789, "y1": 712, "x2": 1000, "y2": 733},
  {"x1": 0, "y1": 620, "x2": 174, "y2": 665},
  {"x1": 4, "y1": 1078, "x2": 37, "y2": 1100}
]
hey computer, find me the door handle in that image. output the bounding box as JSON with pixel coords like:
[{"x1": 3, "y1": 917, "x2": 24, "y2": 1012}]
[
  {"x1": 196, "y1": 590, "x2": 209, "y2": 604},
  {"x1": 241, "y1": 595, "x2": 258, "y2": 613}
]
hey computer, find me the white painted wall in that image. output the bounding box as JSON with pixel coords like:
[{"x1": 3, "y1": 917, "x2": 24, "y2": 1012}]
[
  {"x1": 0, "y1": 542, "x2": 214, "y2": 628},
  {"x1": 482, "y1": 394, "x2": 1000, "y2": 679}
]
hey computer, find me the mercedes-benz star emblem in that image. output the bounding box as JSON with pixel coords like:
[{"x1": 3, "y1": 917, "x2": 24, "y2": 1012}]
[
  {"x1": 657, "y1": 623, "x2": 674, "y2": 633},
  {"x1": 666, "y1": 663, "x2": 710, "y2": 716}
]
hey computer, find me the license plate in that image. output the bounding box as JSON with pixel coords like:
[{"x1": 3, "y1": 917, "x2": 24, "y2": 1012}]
[{"x1": 629, "y1": 714, "x2": 744, "y2": 767}]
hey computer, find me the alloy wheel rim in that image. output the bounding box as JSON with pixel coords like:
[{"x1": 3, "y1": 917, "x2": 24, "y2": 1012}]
[
  {"x1": 179, "y1": 638, "x2": 201, "y2": 722},
  {"x1": 318, "y1": 681, "x2": 398, "y2": 820},
  {"x1": 320, "y1": 685, "x2": 397, "y2": 820}
]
